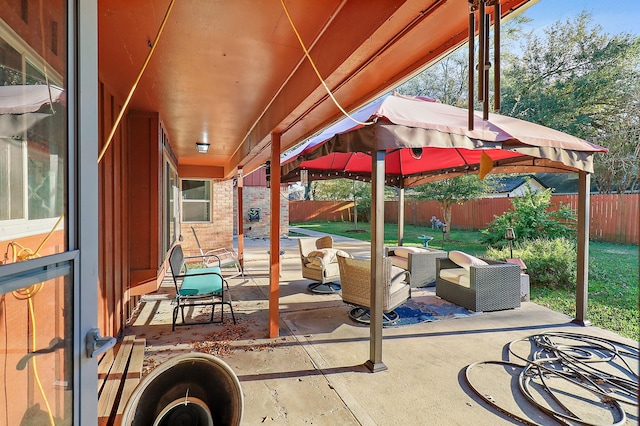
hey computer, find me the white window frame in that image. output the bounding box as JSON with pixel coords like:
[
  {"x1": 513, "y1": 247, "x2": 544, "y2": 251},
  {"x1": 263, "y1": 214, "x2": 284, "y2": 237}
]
[
  {"x1": 180, "y1": 179, "x2": 212, "y2": 223},
  {"x1": 0, "y1": 20, "x2": 65, "y2": 239}
]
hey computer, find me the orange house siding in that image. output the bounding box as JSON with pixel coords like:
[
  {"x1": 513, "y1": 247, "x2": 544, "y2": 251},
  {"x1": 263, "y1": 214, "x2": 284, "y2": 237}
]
[
  {"x1": 98, "y1": 81, "x2": 131, "y2": 338},
  {"x1": 126, "y1": 111, "x2": 167, "y2": 298}
]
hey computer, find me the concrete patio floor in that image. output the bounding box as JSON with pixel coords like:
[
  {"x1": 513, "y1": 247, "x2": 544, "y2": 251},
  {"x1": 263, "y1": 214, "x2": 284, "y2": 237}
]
[{"x1": 125, "y1": 229, "x2": 638, "y2": 425}]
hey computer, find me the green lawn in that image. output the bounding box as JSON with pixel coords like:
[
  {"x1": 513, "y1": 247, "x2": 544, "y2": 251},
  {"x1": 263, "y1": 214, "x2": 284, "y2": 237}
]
[
  {"x1": 291, "y1": 222, "x2": 639, "y2": 341},
  {"x1": 291, "y1": 221, "x2": 487, "y2": 253}
]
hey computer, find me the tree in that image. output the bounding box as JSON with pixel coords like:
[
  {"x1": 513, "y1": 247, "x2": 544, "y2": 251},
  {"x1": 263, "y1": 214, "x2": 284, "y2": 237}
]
[
  {"x1": 481, "y1": 186, "x2": 577, "y2": 247},
  {"x1": 396, "y1": 49, "x2": 470, "y2": 107},
  {"x1": 395, "y1": 15, "x2": 531, "y2": 108},
  {"x1": 412, "y1": 175, "x2": 494, "y2": 240},
  {"x1": 500, "y1": 13, "x2": 640, "y2": 193},
  {"x1": 398, "y1": 12, "x2": 640, "y2": 193},
  {"x1": 309, "y1": 179, "x2": 362, "y2": 201}
]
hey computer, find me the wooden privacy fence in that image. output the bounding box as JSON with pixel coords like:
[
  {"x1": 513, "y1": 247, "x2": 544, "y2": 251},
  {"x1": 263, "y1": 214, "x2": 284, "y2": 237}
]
[{"x1": 289, "y1": 193, "x2": 639, "y2": 244}]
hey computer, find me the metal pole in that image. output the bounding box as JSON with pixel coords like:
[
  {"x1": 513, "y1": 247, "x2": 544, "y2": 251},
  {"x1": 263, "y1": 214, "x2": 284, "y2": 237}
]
[
  {"x1": 398, "y1": 185, "x2": 405, "y2": 246},
  {"x1": 353, "y1": 179, "x2": 358, "y2": 230},
  {"x1": 468, "y1": 9, "x2": 475, "y2": 131},
  {"x1": 493, "y1": 2, "x2": 501, "y2": 112},
  {"x1": 573, "y1": 171, "x2": 591, "y2": 326},
  {"x1": 478, "y1": 0, "x2": 485, "y2": 103},
  {"x1": 366, "y1": 150, "x2": 387, "y2": 373},
  {"x1": 483, "y1": 12, "x2": 490, "y2": 120}
]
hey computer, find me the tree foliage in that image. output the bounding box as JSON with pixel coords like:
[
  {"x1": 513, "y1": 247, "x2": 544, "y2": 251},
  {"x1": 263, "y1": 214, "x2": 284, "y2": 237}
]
[
  {"x1": 412, "y1": 175, "x2": 495, "y2": 239},
  {"x1": 396, "y1": 15, "x2": 531, "y2": 108},
  {"x1": 486, "y1": 237, "x2": 577, "y2": 288},
  {"x1": 481, "y1": 186, "x2": 577, "y2": 247},
  {"x1": 500, "y1": 13, "x2": 640, "y2": 193},
  {"x1": 398, "y1": 12, "x2": 640, "y2": 194},
  {"x1": 396, "y1": 50, "x2": 470, "y2": 107},
  {"x1": 309, "y1": 179, "x2": 366, "y2": 201}
]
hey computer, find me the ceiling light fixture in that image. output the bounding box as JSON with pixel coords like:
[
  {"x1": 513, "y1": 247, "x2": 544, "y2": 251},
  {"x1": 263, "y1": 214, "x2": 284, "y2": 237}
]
[{"x1": 195, "y1": 142, "x2": 210, "y2": 153}]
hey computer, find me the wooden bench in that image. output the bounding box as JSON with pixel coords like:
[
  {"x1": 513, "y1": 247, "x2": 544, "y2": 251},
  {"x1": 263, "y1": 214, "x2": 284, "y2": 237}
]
[{"x1": 98, "y1": 335, "x2": 146, "y2": 426}]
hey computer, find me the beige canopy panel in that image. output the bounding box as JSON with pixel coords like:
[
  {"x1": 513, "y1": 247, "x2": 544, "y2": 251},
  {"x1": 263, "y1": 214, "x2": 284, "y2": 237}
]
[{"x1": 281, "y1": 94, "x2": 607, "y2": 186}]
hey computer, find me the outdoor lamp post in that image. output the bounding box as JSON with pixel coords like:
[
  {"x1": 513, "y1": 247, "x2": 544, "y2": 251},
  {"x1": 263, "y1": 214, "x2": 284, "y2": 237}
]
[
  {"x1": 505, "y1": 227, "x2": 515, "y2": 258},
  {"x1": 441, "y1": 223, "x2": 447, "y2": 250}
]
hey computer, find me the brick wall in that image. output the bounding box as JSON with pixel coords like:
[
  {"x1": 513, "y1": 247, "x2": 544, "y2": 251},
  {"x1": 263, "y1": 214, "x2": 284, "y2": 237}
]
[
  {"x1": 234, "y1": 185, "x2": 289, "y2": 238},
  {"x1": 181, "y1": 179, "x2": 234, "y2": 256}
]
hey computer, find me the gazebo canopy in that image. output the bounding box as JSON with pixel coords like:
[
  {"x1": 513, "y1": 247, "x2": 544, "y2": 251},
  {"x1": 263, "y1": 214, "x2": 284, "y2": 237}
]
[{"x1": 281, "y1": 94, "x2": 607, "y2": 186}]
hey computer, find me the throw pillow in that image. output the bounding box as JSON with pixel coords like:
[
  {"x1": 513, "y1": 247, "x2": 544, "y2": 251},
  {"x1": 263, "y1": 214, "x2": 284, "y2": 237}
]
[{"x1": 449, "y1": 250, "x2": 488, "y2": 271}]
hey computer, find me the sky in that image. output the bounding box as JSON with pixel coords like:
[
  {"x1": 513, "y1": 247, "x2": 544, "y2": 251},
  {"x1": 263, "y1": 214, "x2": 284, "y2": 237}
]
[{"x1": 520, "y1": 0, "x2": 639, "y2": 36}]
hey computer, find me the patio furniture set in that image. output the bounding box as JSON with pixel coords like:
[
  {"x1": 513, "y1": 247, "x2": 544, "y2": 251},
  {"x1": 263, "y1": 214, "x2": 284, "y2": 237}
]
[
  {"x1": 298, "y1": 236, "x2": 523, "y2": 324},
  {"x1": 164, "y1": 231, "x2": 523, "y2": 330}
]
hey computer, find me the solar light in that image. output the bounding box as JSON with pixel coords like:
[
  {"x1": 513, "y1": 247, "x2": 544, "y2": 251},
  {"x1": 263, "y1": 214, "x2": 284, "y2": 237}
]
[
  {"x1": 505, "y1": 227, "x2": 515, "y2": 258},
  {"x1": 441, "y1": 223, "x2": 448, "y2": 250}
]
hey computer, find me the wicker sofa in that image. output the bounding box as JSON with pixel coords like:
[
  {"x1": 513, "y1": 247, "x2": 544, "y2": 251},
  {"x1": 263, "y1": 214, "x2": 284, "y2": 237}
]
[
  {"x1": 386, "y1": 246, "x2": 447, "y2": 288},
  {"x1": 436, "y1": 251, "x2": 520, "y2": 312}
]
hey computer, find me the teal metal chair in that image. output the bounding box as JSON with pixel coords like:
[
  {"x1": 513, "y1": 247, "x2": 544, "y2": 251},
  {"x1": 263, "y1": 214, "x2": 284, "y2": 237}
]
[{"x1": 168, "y1": 244, "x2": 236, "y2": 331}]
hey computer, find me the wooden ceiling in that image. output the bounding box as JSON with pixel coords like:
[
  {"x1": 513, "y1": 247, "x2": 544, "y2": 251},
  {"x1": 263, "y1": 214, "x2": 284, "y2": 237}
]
[{"x1": 98, "y1": 0, "x2": 534, "y2": 178}]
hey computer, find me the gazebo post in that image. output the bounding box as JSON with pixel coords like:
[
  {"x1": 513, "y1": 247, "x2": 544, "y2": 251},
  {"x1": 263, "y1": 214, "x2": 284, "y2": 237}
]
[
  {"x1": 573, "y1": 171, "x2": 591, "y2": 326},
  {"x1": 366, "y1": 150, "x2": 387, "y2": 373},
  {"x1": 398, "y1": 184, "x2": 405, "y2": 246}
]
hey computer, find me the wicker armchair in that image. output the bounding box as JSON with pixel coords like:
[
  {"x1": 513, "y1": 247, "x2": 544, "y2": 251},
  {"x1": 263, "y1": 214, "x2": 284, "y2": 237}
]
[
  {"x1": 337, "y1": 255, "x2": 411, "y2": 324},
  {"x1": 298, "y1": 236, "x2": 342, "y2": 293},
  {"x1": 435, "y1": 256, "x2": 520, "y2": 312}
]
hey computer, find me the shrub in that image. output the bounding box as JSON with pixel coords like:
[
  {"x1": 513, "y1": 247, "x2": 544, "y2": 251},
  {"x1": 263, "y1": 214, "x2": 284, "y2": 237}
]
[
  {"x1": 485, "y1": 237, "x2": 577, "y2": 288},
  {"x1": 481, "y1": 186, "x2": 577, "y2": 247}
]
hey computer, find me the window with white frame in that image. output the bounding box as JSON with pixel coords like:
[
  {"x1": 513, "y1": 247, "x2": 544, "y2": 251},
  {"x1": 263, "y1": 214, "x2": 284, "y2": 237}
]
[
  {"x1": 0, "y1": 30, "x2": 66, "y2": 239},
  {"x1": 181, "y1": 179, "x2": 211, "y2": 222}
]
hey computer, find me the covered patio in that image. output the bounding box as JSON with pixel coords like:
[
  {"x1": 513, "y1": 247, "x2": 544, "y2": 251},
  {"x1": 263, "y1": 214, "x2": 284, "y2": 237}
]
[
  {"x1": 2, "y1": 0, "x2": 632, "y2": 424},
  {"x1": 126, "y1": 229, "x2": 638, "y2": 425}
]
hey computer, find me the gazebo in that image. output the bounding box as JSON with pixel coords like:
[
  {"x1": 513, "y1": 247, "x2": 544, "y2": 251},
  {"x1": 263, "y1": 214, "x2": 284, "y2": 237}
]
[{"x1": 280, "y1": 94, "x2": 607, "y2": 371}]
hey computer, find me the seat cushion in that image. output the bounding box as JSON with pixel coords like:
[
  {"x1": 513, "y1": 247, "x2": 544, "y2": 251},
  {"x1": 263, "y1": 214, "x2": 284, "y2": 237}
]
[
  {"x1": 181, "y1": 267, "x2": 223, "y2": 295},
  {"x1": 393, "y1": 246, "x2": 426, "y2": 258},
  {"x1": 449, "y1": 251, "x2": 487, "y2": 271},
  {"x1": 439, "y1": 267, "x2": 470, "y2": 287},
  {"x1": 387, "y1": 279, "x2": 411, "y2": 311},
  {"x1": 389, "y1": 255, "x2": 408, "y2": 270}
]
